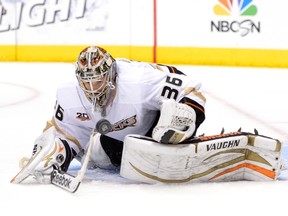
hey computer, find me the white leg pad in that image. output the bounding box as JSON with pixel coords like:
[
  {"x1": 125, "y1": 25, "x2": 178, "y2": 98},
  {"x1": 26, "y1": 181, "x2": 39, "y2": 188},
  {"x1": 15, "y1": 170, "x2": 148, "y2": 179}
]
[{"x1": 120, "y1": 132, "x2": 284, "y2": 184}]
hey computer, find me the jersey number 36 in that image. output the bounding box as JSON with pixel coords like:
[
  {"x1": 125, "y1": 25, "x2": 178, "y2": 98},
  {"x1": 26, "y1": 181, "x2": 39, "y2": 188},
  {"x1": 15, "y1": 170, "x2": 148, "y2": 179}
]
[{"x1": 161, "y1": 76, "x2": 182, "y2": 100}]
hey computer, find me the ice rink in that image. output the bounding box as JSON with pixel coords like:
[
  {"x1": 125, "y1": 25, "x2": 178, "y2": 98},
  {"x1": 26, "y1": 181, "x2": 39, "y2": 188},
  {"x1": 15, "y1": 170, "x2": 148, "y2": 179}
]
[{"x1": 1, "y1": 62, "x2": 288, "y2": 216}]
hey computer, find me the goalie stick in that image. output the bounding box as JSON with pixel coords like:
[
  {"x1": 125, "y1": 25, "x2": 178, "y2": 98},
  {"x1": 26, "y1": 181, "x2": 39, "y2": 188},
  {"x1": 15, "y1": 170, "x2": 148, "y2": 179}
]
[{"x1": 51, "y1": 119, "x2": 113, "y2": 193}]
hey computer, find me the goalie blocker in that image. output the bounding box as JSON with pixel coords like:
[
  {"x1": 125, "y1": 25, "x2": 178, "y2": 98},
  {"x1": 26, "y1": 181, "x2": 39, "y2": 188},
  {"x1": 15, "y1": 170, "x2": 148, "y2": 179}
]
[{"x1": 120, "y1": 131, "x2": 285, "y2": 184}]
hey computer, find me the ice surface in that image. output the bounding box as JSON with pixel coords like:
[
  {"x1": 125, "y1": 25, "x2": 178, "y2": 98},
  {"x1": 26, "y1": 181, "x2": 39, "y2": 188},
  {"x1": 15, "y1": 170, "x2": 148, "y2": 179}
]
[{"x1": 1, "y1": 62, "x2": 288, "y2": 216}]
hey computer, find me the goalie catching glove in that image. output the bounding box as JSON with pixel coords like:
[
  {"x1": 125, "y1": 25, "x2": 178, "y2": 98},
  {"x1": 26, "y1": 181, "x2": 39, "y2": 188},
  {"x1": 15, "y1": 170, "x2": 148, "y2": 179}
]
[
  {"x1": 152, "y1": 99, "x2": 196, "y2": 144},
  {"x1": 10, "y1": 126, "x2": 75, "y2": 184}
]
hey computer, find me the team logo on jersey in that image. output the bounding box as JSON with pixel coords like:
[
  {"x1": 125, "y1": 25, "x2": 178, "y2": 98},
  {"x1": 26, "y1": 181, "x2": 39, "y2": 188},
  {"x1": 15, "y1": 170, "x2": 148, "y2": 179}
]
[
  {"x1": 76, "y1": 112, "x2": 91, "y2": 121},
  {"x1": 112, "y1": 115, "x2": 137, "y2": 131}
]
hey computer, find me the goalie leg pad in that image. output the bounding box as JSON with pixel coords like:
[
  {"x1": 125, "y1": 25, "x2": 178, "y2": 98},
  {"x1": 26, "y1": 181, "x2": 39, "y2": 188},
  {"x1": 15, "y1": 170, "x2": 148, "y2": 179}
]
[
  {"x1": 120, "y1": 132, "x2": 284, "y2": 184},
  {"x1": 11, "y1": 126, "x2": 74, "y2": 184}
]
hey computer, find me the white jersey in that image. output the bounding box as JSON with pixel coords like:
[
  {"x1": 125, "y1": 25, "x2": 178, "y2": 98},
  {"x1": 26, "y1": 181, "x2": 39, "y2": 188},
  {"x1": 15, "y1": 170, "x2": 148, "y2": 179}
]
[{"x1": 51, "y1": 59, "x2": 206, "y2": 153}]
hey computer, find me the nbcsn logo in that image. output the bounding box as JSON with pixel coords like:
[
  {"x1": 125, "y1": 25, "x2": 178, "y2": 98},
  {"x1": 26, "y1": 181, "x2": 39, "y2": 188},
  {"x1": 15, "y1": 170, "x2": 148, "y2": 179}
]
[{"x1": 211, "y1": 0, "x2": 260, "y2": 36}]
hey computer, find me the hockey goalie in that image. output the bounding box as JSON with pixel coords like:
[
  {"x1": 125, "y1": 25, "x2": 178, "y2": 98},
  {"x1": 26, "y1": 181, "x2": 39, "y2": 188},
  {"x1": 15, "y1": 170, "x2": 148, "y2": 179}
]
[
  {"x1": 10, "y1": 46, "x2": 287, "y2": 192},
  {"x1": 11, "y1": 99, "x2": 287, "y2": 188}
]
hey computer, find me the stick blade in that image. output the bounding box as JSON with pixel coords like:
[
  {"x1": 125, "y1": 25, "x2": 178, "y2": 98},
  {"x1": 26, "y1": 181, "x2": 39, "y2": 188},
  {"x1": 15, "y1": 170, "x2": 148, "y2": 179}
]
[{"x1": 51, "y1": 169, "x2": 81, "y2": 193}]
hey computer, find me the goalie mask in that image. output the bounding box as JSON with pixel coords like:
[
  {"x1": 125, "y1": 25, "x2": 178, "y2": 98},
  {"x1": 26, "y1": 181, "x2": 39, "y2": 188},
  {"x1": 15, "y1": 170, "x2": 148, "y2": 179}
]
[{"x1": 75, "y1": 46, "x2": 117, "y2": 114}]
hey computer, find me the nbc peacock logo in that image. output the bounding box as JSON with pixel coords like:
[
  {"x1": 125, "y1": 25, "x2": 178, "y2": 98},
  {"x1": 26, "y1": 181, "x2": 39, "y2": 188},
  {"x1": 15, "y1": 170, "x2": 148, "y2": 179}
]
[
  {"x1": 214, "y1": 0, "x2": 257, "y2": 16},
  {"x1": 211, "y1": 0, "x2": 260, "y2": 36}
]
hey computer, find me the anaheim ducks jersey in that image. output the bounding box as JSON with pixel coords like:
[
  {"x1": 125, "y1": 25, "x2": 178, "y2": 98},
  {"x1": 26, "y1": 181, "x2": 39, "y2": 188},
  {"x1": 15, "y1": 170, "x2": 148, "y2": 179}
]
[{"x1": 51, "y1": 59, "x2": 206, "y2": 154}]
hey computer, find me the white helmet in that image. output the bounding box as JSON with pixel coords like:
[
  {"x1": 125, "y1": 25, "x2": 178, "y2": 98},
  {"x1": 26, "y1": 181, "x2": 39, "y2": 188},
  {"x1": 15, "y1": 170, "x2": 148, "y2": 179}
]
[{"x1": 75, "y1": 46, "x2": 116, "y2": 114}]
